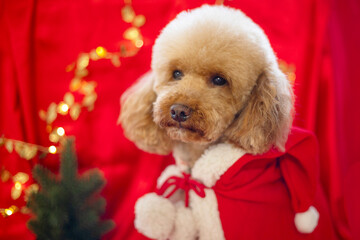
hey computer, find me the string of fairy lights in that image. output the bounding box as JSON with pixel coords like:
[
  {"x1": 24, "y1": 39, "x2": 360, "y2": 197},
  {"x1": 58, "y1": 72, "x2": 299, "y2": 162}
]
[
  {"x1": 0, "y1": 0, "x2": 146, "y2": 218},
  {"x1": 0, "y1": 0, "x2": 295, "y2": 219}
]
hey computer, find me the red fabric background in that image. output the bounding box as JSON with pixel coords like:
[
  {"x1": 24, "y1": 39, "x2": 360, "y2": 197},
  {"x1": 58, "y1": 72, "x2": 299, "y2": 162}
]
[{"x1": 0, "y1": 0, "x2": 359, "y2": 239}]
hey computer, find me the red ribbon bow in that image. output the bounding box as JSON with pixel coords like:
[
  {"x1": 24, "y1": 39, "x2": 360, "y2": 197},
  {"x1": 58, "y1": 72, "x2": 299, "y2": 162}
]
[{"x1": 156, "y1": 172, "x2": 207, "y2": 207}]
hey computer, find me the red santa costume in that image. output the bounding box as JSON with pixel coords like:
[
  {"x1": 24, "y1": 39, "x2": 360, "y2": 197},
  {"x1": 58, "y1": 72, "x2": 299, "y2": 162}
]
[{"x1": 134, "y1": 127, "x2": 337, "y2": 240}]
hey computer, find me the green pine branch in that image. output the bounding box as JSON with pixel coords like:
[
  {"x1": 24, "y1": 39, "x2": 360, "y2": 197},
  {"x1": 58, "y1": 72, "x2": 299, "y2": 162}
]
[{"x1": 27, "y1": 139, "x2": 114, "y2": 240}]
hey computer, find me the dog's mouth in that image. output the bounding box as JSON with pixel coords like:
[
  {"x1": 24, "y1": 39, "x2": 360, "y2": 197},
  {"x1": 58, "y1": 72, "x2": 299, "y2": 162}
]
[
  {"x1": 159, "y1": 120, "x2": 212, "y2": 143},
  {"x1": 164, "y1": 121, "x2": 205, "y2": 137}
]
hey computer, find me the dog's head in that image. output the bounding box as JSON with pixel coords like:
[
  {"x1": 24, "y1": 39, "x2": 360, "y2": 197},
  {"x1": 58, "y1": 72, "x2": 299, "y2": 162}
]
[{"x1": 119, "y1": 5, "x2": 293, "y2": 155}]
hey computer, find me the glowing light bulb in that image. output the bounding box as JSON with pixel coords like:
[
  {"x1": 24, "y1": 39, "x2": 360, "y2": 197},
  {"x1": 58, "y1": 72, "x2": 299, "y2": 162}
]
[
  {"x1": 48, "y1": 146, "x2": 57, "y2": 154},
  {"x1": 5, "y1": 209, "x2": 13, "y2": 216},
  {"x1": 96, "y1": 46, "x2": 107, "y2": 58},
  {"x1": 14, "y1": 182, "x2": 21, "y2": 190},
  {"x1": 58, "y1": 102, "x2": 69, "y2": 115},
  {"x1": 57, "y1": 127, "x2": 65, "y2": 136},
  {"x1": 61, "y1": 104, "x2": 69, "y2": 112}
]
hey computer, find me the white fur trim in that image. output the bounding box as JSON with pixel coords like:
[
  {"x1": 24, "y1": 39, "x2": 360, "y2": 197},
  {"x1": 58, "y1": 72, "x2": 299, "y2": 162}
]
[
  {"x1": 157, "y1": 164, "x2": 183, "y2": 187},
  {"x1": 192, "y1": 143, "x2": 246, "y2": 187},
  {"x1": 157, "y1": 165, "x2": 185, "y2": 203},
  {"x1": 170, "y1": 202, "x2": 197, "y2": 240},
  {"x1": 134, "y1": 193, "x2": 175, "y2": 240},
  {"x1": 190, "y1": 189, "x2": 225, "y2": 240},
  {"x1": 294, "y1": 206, "x2": 319, "y2": 234}
]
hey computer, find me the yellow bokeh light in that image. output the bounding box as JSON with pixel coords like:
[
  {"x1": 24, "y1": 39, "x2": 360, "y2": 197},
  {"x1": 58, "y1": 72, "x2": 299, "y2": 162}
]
[
  {"x1": 48, "y1": 146, "x2": 57, "y2": 154},
  {"x1": 288, "y1": 72, "x2": 296, "y2": 85},
  {"x1": 49, "y1": 132, "x2": 59, "y2": 143},
  {"x1": 77, "y1": 54, "x2": 89, "y2": 69},
  {"x1": 123, "y1": 27, "x2": 139, "y2": 40},
  {"x1": 58, "y1": 102, "x2": 69, "y2": 114},
  {"x1": 70, "y1": 78, "x2": 82, "y2": 91},
  {"x1": 135, "y1": 39, "x2": 144, "y2": 48},
  {"x1": 57, "y1": 127, "x2": 65, "y2": 136},
  {"x1": 121, "y1": 5, "x2": 135, "y2": 23},
  {"x1": 96, "y1": 46, "x2": 107, "y2": 58},
  {"x1": 14, "y1": 182, "x2": 22, "y2": 190},
  {"x1": 61, "y1": 104, "x2": 69, "y2": 112},
  {"x1": 133, "y1": 15, "x2": 146, "y2": 27},
  {"x1": 5, "y1": 209, "x2": 13, "y2": 216},
  {"x1": 46, "y1": 125, "x2": 52, "y2": 133}
]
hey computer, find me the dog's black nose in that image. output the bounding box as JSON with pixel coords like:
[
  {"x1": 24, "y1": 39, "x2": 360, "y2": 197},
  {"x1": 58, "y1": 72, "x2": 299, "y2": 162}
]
[{"x1": 170, "y1": 104, "x2": 192, "y2": 122}]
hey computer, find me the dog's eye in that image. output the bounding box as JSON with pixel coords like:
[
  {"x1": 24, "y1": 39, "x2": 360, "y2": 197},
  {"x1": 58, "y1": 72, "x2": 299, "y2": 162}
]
[
  {"x1": 211, "y1": 75, "x2": 227, "y2": 86},
  {"x1": 172, "y1": 70, "x2": 183, "y2": 80}
]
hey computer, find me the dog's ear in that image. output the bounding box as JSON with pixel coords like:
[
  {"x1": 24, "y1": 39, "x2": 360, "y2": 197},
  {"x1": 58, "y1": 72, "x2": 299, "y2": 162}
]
[
  {"x1": 224, "y1": 64, "x2": 294, "y2": 154},
  {"x1": 118, "y1": 71, "x2": 173, "y2": 155}
]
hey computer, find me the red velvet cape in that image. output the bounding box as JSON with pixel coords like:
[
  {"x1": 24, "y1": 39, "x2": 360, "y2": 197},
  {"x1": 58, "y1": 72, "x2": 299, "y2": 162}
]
[{"x1": 214, "y1": 128, "x2": 337, "y2": 240}]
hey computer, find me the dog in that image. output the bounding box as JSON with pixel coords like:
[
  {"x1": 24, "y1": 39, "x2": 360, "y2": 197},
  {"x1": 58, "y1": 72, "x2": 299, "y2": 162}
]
[{"x1": 119, "y1": 5, "x2": 336, "y2": 240}]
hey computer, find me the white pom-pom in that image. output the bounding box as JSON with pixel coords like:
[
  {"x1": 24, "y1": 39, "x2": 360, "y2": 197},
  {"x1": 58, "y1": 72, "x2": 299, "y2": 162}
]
[
  {"x1": 294, "y1": 206, "x2": 319, "y2": 233},
  {"x1": 134, "y1": 193, "x2": 176, "y2": 240}
]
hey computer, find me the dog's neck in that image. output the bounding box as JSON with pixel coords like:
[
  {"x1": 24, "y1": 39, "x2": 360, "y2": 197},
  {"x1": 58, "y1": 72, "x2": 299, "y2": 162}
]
[{"x1": 172, "y1": 142, "x2": 209, "y2": 170}]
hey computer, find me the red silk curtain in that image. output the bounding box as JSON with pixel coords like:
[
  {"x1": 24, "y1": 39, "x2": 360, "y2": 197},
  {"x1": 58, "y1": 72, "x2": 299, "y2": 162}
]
[{"x1": 0, "y1": 0, "x2": 358, "y2": 239}]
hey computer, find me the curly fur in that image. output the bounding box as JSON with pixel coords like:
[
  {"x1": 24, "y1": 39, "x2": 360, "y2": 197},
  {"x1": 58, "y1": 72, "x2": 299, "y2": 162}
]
[
  {"x1": 119, "y1": 72, "x2": 173, "y2": 155},
  {"x1": 119, "y1": 5, "x2": 294, "y2": 163}
]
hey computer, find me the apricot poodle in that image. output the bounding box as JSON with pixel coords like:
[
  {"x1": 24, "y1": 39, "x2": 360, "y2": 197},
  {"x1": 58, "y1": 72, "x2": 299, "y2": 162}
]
[{"x1": 119, "y1": 5, "x2": 293, "y2": 167}]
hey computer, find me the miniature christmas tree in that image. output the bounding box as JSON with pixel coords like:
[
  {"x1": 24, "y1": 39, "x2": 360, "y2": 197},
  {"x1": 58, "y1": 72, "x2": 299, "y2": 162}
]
[{"x1": 27, "y1": 139, "x2": 114, "y2": 240}]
